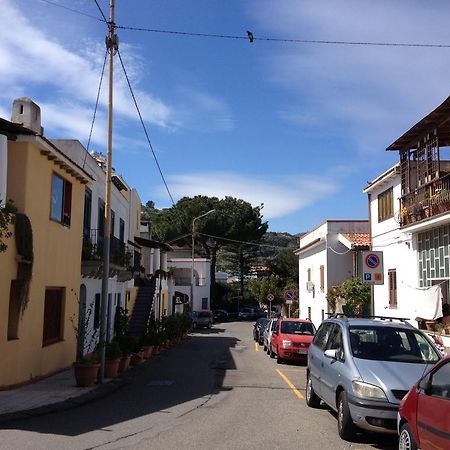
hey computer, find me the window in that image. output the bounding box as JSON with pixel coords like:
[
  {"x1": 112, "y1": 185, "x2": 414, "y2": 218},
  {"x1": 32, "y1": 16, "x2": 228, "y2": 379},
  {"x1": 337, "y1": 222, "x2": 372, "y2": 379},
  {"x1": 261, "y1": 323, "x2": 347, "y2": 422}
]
[
  {"x1": 327, "y1": 325, "x2": 345, "y2": 361},
  {"x1": 111, "y1": 210, "x2": 115, "y2": 237},
  {"x1": 51, "y1": 173, "x2": 72, "y2": 226},
  {"x1": 202, "y1": 298, "x2": 208, "y2": 309},
  {"x1": 430, "y1": 362, "x2": 450, "y2": 398},
  {"x1": 98, "y1": 199, "x2": 105, "y2": 241},
  {"x1": 43, "y1": 288, "x2": 64, "y2": 346},
  {"x1": 83, "y1": 188, "x2": 92, "y2": 238},
  {"x1": 320, "y1": 265, "x2": 324, "y2": 292},
  {"x1": 312, "y1": 323, "x2": 333, "y2": 350},
  {"x1": 119, "y1": 218, "x2": 125, "y2": 243},
  {"x1": 388, "y1": 269, "x2": 397, "y2": 308},
  {"x1": 378, "y1": 187, "x2": 394, "y2": 222}
]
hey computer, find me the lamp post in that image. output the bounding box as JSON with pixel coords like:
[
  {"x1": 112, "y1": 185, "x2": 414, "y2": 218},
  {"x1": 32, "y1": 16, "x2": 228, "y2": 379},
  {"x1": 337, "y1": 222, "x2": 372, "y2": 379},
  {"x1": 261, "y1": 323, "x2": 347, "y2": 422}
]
[{"x1": 191, "y1": 209, "x2": 215, "y2": 313}]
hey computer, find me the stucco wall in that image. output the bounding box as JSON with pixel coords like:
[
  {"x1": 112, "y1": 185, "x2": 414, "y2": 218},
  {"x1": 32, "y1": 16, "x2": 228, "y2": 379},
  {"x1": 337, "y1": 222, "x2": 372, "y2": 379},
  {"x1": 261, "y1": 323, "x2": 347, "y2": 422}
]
[{"x1": 0, "y1": 140, "x2": 85, "y2": 387}]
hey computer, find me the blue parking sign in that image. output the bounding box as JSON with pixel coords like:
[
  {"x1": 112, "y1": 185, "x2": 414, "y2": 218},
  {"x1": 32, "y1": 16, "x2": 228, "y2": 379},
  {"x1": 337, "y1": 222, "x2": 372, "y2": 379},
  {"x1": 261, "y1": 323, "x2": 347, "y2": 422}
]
[{"x1": 364, "y1": 273, "x2": 372, "y2": 281}]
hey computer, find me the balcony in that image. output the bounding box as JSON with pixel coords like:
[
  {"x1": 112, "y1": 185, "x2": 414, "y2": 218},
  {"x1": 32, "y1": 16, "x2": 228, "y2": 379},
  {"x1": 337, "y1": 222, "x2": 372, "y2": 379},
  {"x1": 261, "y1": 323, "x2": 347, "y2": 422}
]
[
  {"x1": 400, "y1": 174, "x2": 450, "y2": 227},
  {"x1": 81, "y1": 229, "x2": 139, "y2": 280}
]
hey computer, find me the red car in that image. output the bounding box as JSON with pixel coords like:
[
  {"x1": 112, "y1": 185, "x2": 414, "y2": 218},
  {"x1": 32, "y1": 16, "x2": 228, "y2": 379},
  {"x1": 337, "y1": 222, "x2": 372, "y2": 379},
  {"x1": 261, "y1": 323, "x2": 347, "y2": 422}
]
[
  {"x1": 398, "y1": 355, "x2": 450, "y2": 450},
  {"x1": 270, "y1": 318, "x2": 315, "y2": 364}
]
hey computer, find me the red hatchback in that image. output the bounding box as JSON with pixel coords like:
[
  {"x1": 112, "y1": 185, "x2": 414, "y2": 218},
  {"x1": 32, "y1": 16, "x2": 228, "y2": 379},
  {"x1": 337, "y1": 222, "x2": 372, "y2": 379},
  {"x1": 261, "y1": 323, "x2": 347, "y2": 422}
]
[
  {"x1": 270, "y1": 318, "x2": 315, "y2": 364},
  {"x1": 398, "y1": 355, "x2": 450, "y2": 450}
]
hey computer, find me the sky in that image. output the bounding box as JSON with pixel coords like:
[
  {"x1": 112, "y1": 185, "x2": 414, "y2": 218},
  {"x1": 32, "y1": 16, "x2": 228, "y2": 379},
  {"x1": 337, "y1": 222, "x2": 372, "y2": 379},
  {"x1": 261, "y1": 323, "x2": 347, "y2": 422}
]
[{"x1": 2, "y1": 0, "x2": 450, "y2": 234}]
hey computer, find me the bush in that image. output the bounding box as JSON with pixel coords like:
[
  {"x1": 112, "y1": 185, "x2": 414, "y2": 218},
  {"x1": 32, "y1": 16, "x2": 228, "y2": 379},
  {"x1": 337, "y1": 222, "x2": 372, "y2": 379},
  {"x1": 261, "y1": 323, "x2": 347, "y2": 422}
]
[
  {"x1": 340, "y1": 278, "x2": 371, "y2": 306},
  {"x1": 105, "y1": 340, "x2": 122, "y2": 359}
]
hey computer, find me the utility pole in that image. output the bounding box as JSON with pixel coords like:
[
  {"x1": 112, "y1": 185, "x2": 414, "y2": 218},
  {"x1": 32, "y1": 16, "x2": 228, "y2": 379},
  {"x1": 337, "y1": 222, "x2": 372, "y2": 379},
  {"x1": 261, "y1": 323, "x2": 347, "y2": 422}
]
[{"x1": 99, "y1": 0, "x2": 117, "y2": 384}]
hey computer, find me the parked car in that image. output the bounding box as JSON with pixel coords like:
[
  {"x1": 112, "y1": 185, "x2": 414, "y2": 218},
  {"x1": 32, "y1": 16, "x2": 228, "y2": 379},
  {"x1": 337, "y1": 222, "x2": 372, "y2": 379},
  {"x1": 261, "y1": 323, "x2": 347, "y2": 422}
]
[
  {"x1": 306, "y1": 316, "x2": 441, "y2": 440},
  {"x1": 398, "y1": 355, "x2": 450, "y2": 450},
  {"x1": 239, "y1": 307, "x2": 256, "y2": 320},
  {"x1": 263, "y1": 318, "x2": 279, "y2": 355},
  {"x1": 253, "y1": 317, "x2": 269, "y2": 343},
  {"x1": 212, "y1": 309, "x2": 229, "y2": 322},
  {"x1": 271, "y1": 318, "x2": 316, "y2": 364},
  {"x1": 192, "y1": 310, "x2": 213, "y2": 329}
]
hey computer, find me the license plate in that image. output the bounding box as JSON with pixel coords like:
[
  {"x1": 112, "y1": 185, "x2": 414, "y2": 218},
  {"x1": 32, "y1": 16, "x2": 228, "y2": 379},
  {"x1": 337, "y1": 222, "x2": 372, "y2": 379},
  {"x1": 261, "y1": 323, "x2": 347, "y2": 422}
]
[{"x1": 297, "y1": 349, "x2": 307, "y2": 354}]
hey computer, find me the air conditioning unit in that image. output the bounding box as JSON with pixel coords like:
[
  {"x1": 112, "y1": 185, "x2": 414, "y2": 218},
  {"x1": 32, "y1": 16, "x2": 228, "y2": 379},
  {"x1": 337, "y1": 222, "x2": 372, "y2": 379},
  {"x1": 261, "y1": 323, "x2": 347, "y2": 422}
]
[{"x1": 306, "y1": 281, "x2": 314, "y2": 292}]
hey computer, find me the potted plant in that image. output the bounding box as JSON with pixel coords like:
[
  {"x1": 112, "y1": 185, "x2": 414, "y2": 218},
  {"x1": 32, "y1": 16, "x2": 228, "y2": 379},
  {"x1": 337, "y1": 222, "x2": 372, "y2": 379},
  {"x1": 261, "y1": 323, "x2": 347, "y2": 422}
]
[
  {"x1": 104, "y1": 340, "x2": 122, "y2": 378},
  {"x1": 70, "y1": 296, "x2": 100, "y2": 387}
]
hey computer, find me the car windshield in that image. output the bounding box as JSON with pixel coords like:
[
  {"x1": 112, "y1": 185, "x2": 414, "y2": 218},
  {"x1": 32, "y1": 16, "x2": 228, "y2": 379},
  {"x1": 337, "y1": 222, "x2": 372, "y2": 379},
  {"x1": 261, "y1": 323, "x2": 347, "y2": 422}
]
[
  {"x1": 349, "y1": 325, "x2": 440, "y2": 364},
  {"x1": 281, "y1": 321, "x2": 315, "y2": 335},
  {"x1": 257, "y1": 318, "x2": 269, "y2": 326}
]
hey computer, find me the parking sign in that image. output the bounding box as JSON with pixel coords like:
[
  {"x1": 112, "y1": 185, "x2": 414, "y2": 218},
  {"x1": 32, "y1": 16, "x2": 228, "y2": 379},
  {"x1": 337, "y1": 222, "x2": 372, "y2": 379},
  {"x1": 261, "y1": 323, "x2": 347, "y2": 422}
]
[{"x1": 362, "y1": 251, "x2": 384, "y2": 285}]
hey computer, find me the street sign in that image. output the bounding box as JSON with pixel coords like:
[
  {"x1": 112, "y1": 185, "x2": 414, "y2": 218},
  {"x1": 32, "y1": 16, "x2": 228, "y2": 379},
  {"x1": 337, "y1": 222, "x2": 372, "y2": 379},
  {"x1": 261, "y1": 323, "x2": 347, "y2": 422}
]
[
  {"x1": 362, "y1": 251, "x2": 384, "y2": 285},
  {"x1": 266, "y1": 293, "x2": 275, "y2": 302},
  {"x1": 284, "y1": 290, "x2": 295, "y2": 304}
]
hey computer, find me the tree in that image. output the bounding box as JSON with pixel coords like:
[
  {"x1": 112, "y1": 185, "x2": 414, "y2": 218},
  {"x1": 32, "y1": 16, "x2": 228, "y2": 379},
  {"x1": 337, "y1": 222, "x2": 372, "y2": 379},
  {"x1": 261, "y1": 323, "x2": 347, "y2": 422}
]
[
  {"x1": 152, "y1": 196, "x2": 268, "y2": 304},
  {"x1": 267, "y1": 249, "x2": 298, "y2": 283},
  {"x1": 339, "y1": 277, "x2": 371, "y2": 306}
]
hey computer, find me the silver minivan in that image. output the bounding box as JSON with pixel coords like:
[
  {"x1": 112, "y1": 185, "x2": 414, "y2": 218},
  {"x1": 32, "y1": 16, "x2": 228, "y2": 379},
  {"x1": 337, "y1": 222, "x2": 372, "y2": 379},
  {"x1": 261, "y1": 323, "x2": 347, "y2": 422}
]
[{"x1": 306, "y1": 316, "x2": 441, "y2": 440}]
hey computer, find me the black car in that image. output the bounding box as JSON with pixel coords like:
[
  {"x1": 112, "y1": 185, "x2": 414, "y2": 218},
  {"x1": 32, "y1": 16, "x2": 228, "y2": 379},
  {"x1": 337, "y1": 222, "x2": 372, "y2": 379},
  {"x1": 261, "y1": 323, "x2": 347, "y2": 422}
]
[
  {"x1": 253, "y1": 317, "x2": 269, "y2": 343},
  {"x1": 212, "y1": 309, "x2": 229, "y2": 322}
]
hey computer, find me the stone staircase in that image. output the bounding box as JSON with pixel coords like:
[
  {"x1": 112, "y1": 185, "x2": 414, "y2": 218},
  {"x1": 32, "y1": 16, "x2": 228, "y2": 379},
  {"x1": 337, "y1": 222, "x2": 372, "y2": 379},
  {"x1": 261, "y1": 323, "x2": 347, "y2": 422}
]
[{"x1": 128, "y1": 280, "x2": 156, "y2": 337}]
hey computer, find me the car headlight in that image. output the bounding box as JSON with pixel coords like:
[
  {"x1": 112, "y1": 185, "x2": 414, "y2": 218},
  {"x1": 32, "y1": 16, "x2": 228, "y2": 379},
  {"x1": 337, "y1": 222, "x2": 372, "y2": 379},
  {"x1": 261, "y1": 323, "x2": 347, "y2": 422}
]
[
  {"x1": 282, "y1": 340, "x2": 293, "y2": 349},
  {"x1": 352, "y1": 381, "x2": 387, "y2": 400}
]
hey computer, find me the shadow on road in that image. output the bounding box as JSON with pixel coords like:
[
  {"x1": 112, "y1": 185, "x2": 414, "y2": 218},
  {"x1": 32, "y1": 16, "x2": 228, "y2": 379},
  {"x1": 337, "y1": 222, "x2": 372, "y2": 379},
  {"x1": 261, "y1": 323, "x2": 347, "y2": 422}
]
[{"x1": 0, "y1": 330, "x2": 238, "y2": 437}]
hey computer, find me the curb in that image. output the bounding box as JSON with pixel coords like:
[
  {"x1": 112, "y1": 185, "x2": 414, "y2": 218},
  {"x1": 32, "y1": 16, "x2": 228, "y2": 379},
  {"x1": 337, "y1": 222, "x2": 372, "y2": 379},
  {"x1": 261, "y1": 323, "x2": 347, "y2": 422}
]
[{"x1": 0, "y1": 375, "x2": 129, "y2": 425}]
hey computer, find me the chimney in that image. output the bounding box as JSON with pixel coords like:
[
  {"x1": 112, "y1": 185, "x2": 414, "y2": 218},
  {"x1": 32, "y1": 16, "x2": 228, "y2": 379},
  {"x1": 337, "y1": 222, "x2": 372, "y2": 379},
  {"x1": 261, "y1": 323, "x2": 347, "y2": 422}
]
[{"x1": 11, "y1": 97, "x2": 44, "y2": 135}]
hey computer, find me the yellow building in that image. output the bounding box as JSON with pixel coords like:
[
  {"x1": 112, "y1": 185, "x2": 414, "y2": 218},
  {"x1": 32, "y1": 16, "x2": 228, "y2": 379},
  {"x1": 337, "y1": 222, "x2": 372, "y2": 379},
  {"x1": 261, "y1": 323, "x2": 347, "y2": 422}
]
[{"x1": 0, "y1": 98, "x2": 91, "y2": 388}]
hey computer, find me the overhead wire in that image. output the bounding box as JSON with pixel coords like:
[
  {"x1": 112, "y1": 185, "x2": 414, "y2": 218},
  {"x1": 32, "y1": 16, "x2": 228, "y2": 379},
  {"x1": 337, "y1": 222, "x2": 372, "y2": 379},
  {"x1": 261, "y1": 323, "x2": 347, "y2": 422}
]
[
  {"x1": 40, "y1": 0, "x2": 105, "y2": 22},
  {"x1": 198, "y1": 232, "x2": 298, "y2": 250},
  {"x1": 116, "y1": 49, "x2": 176, "y2": 206},
  {"x1": 93, "y1": 0, "x2": 108, "y2": 23},
  {"x1": 84, "y1": 48, "x2": 108, "y2": 168}
]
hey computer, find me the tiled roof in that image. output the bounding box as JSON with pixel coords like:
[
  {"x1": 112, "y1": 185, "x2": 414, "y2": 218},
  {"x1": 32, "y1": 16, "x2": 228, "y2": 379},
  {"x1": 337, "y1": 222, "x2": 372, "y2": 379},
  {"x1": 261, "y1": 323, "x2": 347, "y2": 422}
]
[{"x1": 341, "y1": 233, "x2": 371, "y2": 248}]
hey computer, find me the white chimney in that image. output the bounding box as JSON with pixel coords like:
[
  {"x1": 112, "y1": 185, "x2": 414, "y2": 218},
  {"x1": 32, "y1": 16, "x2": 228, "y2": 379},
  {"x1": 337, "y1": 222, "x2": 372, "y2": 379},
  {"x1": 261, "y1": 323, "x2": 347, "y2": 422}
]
[
  {"x1": 11, "y1": 97, "x2": 43, "y2": 135},
  {"x1": 0, "y1": 134, "x2": 7, "y2": 206}
]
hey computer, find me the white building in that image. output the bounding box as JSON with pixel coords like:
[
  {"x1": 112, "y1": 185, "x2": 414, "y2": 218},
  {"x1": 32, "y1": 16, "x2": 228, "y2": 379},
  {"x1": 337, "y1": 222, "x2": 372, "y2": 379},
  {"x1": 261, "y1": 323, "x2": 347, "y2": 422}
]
[
  {"x1": 167, "y1": 246, "x2": 212, "y2": 312},
  {"x1": 295, "y1": 220, "x2": 369, "y2": 328},
  {"x1": 54, "y1": 140, "x2": 141, "y2": 356}
]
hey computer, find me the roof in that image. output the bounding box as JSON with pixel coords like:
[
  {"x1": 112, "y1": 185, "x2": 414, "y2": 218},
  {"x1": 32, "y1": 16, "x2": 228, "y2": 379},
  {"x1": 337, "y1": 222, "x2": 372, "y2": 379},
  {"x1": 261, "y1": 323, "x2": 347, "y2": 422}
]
[
  {"x1": 0, "y1": 117, "x2": 36, "y2": 139},
  {"x1": 341, "y1": 233, "x2": 371, "y2": 248},
  {"x1": 363, "y1": 164, "x2": 400, "y2": 193},
  {"x1": 387, "y1": 95, "x2": 450, "y2": 151}
]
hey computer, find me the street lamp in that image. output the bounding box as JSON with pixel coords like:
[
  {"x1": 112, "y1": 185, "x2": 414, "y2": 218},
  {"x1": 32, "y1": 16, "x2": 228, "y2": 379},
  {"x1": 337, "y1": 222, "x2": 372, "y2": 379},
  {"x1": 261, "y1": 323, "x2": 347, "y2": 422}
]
[{"x1": 191, "y1": 209, "x2": 215, "y2": 312}]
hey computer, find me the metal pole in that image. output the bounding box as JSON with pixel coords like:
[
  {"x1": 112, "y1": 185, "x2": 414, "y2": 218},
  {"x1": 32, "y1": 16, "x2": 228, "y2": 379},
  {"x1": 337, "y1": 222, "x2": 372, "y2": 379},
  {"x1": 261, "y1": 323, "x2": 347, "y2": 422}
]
[
  {"x1": 190, "y1": 209, "x2": 215, "y2": 314},
  {"x1": 99, "y1": 0, "x2": 116, "y2": 384}
]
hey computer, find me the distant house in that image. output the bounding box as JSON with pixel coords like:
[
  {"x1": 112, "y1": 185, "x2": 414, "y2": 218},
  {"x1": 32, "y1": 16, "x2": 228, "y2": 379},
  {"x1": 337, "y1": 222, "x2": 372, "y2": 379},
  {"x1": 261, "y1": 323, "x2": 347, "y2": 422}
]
[
  {"x1": 295, "y1": 220, "x2": 369, "y2": 327},
  {"x1": 0, "y1": 98, "x2": 90, "y2": 387}
]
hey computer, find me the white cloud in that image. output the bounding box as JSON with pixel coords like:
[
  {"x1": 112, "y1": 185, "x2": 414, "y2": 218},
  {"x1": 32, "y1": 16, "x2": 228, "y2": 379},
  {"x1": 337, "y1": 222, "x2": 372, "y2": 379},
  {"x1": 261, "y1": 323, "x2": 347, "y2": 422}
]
[{"x1": 159, "y1": 171, "x2": 338, "y2": 219}]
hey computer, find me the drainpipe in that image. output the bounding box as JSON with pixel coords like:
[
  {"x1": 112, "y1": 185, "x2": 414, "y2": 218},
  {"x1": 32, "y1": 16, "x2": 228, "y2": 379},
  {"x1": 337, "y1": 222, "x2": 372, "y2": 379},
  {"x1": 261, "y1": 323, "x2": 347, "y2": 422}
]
[{"x1": 0, "y1": 134, "x2": 7, "y2": 206}]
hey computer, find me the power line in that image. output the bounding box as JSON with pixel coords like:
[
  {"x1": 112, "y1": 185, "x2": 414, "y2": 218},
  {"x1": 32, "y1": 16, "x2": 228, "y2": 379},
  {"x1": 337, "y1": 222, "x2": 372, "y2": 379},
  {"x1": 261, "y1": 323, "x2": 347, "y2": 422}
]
[
  {"x1": 39, "y1": 1, "x2": 450, "y2": 49},
  {"x1": 115, "y1": 25, "x2": 450, "y2": 49},
  {"x1": 84, "y1": 48, "x2": 108, "y2": 166},
  {"x1": 39, "y1": 0, "x2": 104, "y2": 22},
  {"x1": 92, "y1": 0, "x2": 108, "y2": 23},
  {"x1": 116, "y1": 49, "x2": 176, "y2": 206},
  {"x1": 198, "y1": 232, "x2": 298, "y2": 250}
]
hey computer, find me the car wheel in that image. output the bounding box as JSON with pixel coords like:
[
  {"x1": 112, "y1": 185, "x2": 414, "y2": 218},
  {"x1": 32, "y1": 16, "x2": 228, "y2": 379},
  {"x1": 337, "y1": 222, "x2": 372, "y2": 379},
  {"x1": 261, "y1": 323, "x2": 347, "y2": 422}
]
[
  {"x1": 337, "y1": 391, "x2": 357, "y2": 440},
  {"x1": 306, "y1": 374, "x2": 321, "y2": 408},
  {"x1": 269, "y1": 346, "x2": 275, "y2": 358},
  {"x1": 207, "y1": 322, "x2": 211, "y2": 329},
  {"x1": 263, "y1": 344, "x2": 267, "y2": 351},
  {"x1": 399, "y1": 423, "x2": 418, "y2": 450}
]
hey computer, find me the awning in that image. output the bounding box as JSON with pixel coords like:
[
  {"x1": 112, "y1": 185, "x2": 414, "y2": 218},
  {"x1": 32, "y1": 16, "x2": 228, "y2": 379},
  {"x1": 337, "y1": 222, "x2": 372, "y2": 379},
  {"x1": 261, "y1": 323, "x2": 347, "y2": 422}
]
[{"x1": 134, "y1": 236, "x2": 173, "y2": 251}]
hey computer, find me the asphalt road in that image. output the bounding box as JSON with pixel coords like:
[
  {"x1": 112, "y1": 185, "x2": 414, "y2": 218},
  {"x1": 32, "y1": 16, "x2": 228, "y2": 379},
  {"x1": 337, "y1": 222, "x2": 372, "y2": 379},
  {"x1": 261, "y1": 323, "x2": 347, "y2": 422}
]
[{"x1": 0, "y1": 321, "x2": 398, "y2": 450}]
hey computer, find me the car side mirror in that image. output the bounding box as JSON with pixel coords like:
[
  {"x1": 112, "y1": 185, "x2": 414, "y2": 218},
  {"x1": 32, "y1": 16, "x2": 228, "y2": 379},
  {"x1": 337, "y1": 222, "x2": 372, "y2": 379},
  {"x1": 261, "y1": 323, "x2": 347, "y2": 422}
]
[
  {"x1": 419, "y1": 376, "x2": 432, "y2": 395},
  {"x1": 324, "y1": 349, "x2": 337, "y2": 359}
]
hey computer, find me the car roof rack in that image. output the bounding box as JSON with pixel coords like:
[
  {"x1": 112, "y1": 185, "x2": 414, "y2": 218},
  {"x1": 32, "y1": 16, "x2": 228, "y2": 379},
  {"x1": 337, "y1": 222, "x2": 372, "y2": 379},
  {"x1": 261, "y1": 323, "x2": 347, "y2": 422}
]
[{"x1": 325, "y1": 313, "x2": 410, "y2": 322}]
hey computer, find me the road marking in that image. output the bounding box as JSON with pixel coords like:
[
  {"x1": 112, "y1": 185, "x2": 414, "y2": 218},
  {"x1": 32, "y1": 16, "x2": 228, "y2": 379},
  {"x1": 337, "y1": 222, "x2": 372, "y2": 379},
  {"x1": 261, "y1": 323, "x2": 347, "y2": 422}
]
[
  {"x1": 255, "y1": 342, "x2": 259, "y2": 352},
  {"x1": 276, "y1": 369, "x2": 304, "y2": 399}
]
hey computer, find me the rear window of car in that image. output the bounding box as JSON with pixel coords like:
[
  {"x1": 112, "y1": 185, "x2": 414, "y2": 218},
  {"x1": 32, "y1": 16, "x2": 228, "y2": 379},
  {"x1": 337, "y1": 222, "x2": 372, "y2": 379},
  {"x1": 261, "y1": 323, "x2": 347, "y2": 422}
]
[
  {"x1": 349, "y1": 325, "x2": 440, "y2": 364},
  {"x1": 198, "y1": 312, "x2": 211, "y2": 318},
  {"x1": 280, "y1": 321, "x2": 315, "y2": 335}
]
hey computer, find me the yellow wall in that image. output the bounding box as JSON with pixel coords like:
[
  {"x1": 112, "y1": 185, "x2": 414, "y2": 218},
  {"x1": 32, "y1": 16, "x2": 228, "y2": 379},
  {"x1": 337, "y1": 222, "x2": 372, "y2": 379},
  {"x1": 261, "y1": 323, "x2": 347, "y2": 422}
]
[{"x1": 0, "y1": 140, "x2": 85, "y2": 388}]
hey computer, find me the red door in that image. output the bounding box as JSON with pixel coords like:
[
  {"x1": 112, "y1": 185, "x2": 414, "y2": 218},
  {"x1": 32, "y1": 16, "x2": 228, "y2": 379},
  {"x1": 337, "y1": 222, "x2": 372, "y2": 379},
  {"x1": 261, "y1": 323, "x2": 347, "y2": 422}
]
[{"x1": 417, "y1": 361, "x2": 450, "y2": 450}]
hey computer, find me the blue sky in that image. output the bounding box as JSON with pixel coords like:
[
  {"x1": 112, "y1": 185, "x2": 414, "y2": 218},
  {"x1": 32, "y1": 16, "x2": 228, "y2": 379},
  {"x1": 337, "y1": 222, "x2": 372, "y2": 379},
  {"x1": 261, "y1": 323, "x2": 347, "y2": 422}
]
[{"x1": 2, "y1": 0, "x2": 450, "y2": 233}]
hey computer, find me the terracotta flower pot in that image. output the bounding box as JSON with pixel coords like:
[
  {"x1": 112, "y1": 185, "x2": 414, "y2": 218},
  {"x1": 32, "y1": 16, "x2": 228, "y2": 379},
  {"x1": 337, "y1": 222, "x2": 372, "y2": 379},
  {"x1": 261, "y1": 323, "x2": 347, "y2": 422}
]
[
  {"x1": 73, "y1": 362, "x2": 100, "y2": 387},
  {"x1": 130, "y1": 352, "x2": 144, "y2": 366},
  {"x1": 105, "y1": 358, "x2": 121, "y2": 378},
  {"x1": 142, "y1": 345, "x2": 154, "y2": 358},
  {"x1": 118, "y1": 355, "x2": 131, "y2": 372}
]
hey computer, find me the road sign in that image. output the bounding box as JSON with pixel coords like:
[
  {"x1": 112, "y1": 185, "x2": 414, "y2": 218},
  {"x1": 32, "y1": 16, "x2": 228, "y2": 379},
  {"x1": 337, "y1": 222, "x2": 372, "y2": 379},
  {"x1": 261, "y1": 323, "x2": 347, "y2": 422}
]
[
  {"x1": 362, "y1": 251, "x2": 384, "y2": 285},
  {"x1": 284, "y1": 290, "x2": 295, "y2": 304},
  {"x1": 266, "y1": 293, "x2": 275, "y2": 302}
]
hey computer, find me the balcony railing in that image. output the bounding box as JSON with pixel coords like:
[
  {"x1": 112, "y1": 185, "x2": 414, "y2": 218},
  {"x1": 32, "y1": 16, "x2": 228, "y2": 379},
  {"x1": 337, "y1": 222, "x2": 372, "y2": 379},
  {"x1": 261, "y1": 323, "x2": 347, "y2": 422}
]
[
  {"x1": 82, "y1": 229, "x2": 136, "y2": 269},
  {"x1": 400, "y1": 173, "x2": 450, "y2": 226}
]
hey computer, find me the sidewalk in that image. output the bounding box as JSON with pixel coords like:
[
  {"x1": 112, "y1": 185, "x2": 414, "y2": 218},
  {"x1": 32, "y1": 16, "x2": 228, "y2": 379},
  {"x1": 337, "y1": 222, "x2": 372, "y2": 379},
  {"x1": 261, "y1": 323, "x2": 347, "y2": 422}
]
[{"x1": 0, "y1": 368, "x2": 126, "y2": 424}]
